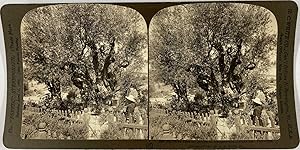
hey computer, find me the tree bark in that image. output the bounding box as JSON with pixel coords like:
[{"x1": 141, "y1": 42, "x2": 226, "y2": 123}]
[
  {"x1": 172, "y1": 81, "x2": 189, "y2": 111},
  {"x1": 45, "y1": 78, "x2": 62, "y2": 107}
]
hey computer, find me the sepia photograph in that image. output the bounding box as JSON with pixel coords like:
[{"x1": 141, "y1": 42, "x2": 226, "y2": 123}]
[
  {"x1": 20, "y1": 4, "x2": 148, "y2": 140},
  {"x1": 149, "y1": 3, "x2": 279, "y2": 140}
]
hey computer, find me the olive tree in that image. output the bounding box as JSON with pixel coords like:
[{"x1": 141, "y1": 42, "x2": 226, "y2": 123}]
[
  {"x1": 22, "y1": 4, "x2": 147, "y2": 109},
  {"x1": 150, "y1": 3, "x2": 276, "y2": 111}
]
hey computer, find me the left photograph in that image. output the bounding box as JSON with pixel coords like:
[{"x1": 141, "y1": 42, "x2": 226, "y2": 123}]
[{"x1": 20, "y1": 4, "x2": 148, "y2": 140}]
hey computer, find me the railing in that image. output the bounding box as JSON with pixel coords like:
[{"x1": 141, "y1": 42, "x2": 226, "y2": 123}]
[
  {"x1": 25, "y1": 106, "x2": 279, "y2": 140},
  {"x1": 153, "y1": 108, "x2": 280, "y2": 140}
]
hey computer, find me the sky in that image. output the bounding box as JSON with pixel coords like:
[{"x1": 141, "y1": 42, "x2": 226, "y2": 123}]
[{"x1": 267, "y1": 9, "x2": 278, "y2": 77}]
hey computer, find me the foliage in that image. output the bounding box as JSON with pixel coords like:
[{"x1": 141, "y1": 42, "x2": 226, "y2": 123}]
[{"x1": 150, "y1": 3, "x2": 277, "y2": 111}]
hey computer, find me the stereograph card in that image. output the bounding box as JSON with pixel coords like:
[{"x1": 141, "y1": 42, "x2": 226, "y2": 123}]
[{"x1": 0, "y1": 1, "x2": 299, "y2": 149}]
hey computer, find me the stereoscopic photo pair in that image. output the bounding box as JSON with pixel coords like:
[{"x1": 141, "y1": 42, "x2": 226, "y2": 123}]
[{"x1": 1, "y1": 1, "x2": 299, "y2": 149}]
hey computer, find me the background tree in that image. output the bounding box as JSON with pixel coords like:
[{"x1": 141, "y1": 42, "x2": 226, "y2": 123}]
[
  {"x1": 22, "y1": 4, "x2": 147, "y2": 109},
  {"x1": 150, "y1": 3, "x2": 277, "y2": 112},
  {"x1": 150, "y1": 6, "x2": 197, "y2": 110}
]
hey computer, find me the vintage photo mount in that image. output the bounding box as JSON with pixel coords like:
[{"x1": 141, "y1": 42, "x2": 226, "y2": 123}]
[{"x1": 1, "y1": 1, "x2": 299, "y2": 149}]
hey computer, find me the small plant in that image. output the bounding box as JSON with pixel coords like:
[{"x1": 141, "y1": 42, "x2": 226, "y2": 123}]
[
  {"x1": 100, "y1": 123, "x2": 123, "y2": 140},
  {"x1": 229, "y1": 130, "x2": 253, "y2": 140}
]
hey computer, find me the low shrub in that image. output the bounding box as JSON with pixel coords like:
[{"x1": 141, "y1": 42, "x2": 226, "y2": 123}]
[
  {"x1": 100, "y1": 123, "x2": 123, "y2": 140},
  {"x1": 229, "y1": 129, "x2": 277, "y2": 140},
  {"x1": 149, "y1": 112, "x2": 217, "y2": 140},
  {"x1": 229, "y1": 130, "x2": 253, "y2": 140},
  {"x1": 64, "y1": 123, "x2": 89, "y2": 140},
  {"x1": 21, "y1": 110, "x2": 88, "y2": 139}
]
